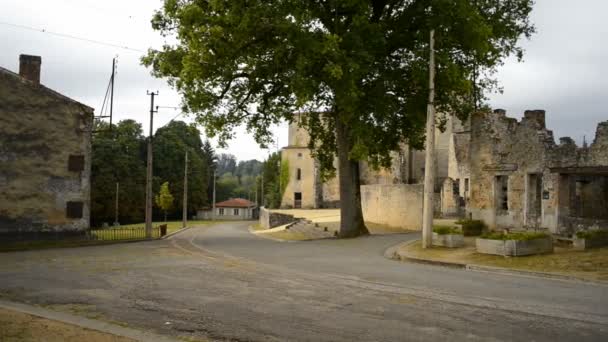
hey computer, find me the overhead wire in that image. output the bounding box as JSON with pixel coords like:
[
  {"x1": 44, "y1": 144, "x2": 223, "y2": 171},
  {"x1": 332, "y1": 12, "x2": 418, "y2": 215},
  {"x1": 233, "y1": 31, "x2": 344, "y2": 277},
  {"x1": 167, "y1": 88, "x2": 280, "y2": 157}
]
[{"x1": 0, "y1": 21, "x2": 146, "y2": 53}]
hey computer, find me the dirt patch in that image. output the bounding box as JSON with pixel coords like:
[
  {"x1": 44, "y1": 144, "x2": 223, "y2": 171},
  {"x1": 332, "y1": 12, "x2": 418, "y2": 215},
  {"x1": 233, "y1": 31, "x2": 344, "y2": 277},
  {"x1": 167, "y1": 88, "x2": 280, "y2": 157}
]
[
  {"x1": 399, "y1": 238, "x2": 608, "y2": 282},
  {"x1": 0, "y1": 308, "x2": 135, "y2": 342}
]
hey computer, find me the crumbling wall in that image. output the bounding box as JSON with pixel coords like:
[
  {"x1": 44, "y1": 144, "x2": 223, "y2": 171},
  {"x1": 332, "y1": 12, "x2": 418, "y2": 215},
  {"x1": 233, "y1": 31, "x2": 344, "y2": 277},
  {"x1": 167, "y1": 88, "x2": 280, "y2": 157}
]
[
  {"x1": 0, "y1": 70, "x2": 93, "y2": 232},
  {"x1": 469, "y1": 108, "x2": 608, "y2": 235}
]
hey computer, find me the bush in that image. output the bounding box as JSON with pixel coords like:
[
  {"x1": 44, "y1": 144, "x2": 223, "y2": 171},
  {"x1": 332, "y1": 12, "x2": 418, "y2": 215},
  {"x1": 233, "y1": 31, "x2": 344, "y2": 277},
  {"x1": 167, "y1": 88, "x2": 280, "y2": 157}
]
[
  {"x1": 479, "y1": 231, "x2": 549, "y2": 241},
  {"x1": 457, "y1": 219, "x2": 487, "y2": 236},
  {"x1": 433, "y1": 226, "x2": 462, "y2": 235},
  {"x1": 576, "y1": 230, "x2": 608, "y2": 240}
]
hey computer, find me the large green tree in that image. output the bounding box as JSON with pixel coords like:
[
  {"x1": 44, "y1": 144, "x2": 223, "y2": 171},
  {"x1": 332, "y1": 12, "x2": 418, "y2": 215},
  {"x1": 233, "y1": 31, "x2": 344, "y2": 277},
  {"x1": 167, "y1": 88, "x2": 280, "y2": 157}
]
[
  {"x1": 91, "y1": 120, "x2": 146, "y2": 226},
  {"x1": 144, "y1": 0, "x2": 534, "y2": 237},
  {"x1": 153, "y1": 121, "x2": 211, "y2": 218}
]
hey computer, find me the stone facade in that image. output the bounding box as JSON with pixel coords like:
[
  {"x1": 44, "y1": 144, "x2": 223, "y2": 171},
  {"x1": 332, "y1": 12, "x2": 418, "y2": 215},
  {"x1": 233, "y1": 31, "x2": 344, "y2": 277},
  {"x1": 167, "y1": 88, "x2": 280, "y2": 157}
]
[
  {"x1": 280, "y1": 113, "x2": 454, "y2": 211},
  {"x1": 0, "y1": 55, "x2": 94, "y2": 232},
  {"x1": 467, "y1": 109, "x2": 608, "y2": 235}
]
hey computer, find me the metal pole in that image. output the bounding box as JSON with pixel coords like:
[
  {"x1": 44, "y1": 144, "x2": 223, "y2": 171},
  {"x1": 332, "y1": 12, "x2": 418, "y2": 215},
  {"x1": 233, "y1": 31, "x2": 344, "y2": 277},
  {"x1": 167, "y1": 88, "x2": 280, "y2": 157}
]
[
  {"x1": 422, "y1": 29, "x2": 436, "y2": 249},
  {"x1": 212, "y1": 169, "x2": 216, "y2": 220},
  {"x1": 182, "y1": 151, "x2": 188, "y2": 228},
  {"x1": 114, "y1": 182, "x2": 119, "y2": 225},
  {"x1": 145, "y1": 91, "x2": 158, "y2": 238}
]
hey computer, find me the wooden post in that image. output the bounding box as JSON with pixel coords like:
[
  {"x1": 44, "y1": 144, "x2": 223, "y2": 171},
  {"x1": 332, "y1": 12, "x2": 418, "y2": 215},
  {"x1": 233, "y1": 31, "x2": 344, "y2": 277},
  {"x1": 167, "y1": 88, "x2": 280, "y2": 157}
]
[
  {"x1": 145, "y1": 91, "x2": 158, "y2": 238},
  {"x1": 422, "y1": 29, "x2": 436, "y2": 249}
]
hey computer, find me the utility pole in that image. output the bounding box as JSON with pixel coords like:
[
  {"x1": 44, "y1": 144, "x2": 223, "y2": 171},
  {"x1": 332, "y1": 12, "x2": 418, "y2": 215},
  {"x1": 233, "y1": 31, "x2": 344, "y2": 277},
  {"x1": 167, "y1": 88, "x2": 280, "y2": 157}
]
[
  {"x1": 145, "y1": 91, "x2": 158, "y2": 238},
  {"x1": 422, "y1": 29, "x2": 436, "y2": 249},
  {"x1": 261, "y1": 173, "x2": 264, "y2": 207},
  {"x1": 114, "y1": 182, "x2": 119, "y2": 225},
  {"x1": 212, "y1": 169, "x2": 217, "y2": 220},
  {"x1": 109, "y1": 57, "x2": 116, "y2": 127},
  {"x1": 182, "y1": 151, "x2": 188, "y2": 229}
]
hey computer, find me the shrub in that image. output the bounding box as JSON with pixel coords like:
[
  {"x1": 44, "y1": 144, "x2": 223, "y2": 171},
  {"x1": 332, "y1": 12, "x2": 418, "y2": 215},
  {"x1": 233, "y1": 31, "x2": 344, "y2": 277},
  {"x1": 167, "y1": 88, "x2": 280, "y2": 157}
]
[
  {"x1": 576, "y1": 230, "x2": 608, "y2": 240},
  {"x1": 479, "y1": 231, "x2": 549, "y2": 241},
  {"x1": 433, "y1": 226, "x2": 462, "y2": 235},
  {"x1": 457, "y1": 219, "x2": 487, "y2": 236}
]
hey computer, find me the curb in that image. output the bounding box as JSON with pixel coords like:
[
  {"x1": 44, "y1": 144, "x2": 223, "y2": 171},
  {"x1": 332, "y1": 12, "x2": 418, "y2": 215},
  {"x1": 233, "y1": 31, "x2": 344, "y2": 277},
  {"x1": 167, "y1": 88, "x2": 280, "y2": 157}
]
[
  {"x1": 161, "y1": 226, "x2": 192, "y2": 240},
  {"x1": 0, "y1": 299, "x2": 178, "y2": 342},
  {"x1": 389, "y1": 239, "x2": 608, "y2": 286}
]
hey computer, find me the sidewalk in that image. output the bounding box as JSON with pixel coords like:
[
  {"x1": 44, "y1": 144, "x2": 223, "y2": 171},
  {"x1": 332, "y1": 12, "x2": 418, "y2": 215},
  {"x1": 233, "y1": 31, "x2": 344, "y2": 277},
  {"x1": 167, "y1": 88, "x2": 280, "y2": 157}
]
[
  {"x1": 0, "y1": 300, "x2": 178, "y2": 342},
  {"x1": 389, "y1": 238, "x2": 608, "y2": 283}
]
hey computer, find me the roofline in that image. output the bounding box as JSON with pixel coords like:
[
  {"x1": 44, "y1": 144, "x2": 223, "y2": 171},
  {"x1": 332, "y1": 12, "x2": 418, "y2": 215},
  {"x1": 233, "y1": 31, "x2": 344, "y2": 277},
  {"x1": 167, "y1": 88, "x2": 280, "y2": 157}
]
[{"x1": 0, "y1": 66, "x2": 94, "y2": 112}]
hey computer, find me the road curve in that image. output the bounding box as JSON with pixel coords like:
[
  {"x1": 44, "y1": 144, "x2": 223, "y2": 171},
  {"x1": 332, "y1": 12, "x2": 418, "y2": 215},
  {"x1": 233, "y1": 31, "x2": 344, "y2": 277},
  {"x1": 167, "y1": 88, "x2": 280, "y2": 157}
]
[{"x1": 0, "y1": 221, "x2": 606, "y2": 341}]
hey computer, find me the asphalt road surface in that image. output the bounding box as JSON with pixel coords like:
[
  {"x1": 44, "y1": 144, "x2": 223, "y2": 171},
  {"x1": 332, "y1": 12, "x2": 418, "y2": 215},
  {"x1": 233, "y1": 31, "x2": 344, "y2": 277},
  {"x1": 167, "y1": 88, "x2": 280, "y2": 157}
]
[{"x1": 0, "y1": 221, "x2": 606, "y2": 341}]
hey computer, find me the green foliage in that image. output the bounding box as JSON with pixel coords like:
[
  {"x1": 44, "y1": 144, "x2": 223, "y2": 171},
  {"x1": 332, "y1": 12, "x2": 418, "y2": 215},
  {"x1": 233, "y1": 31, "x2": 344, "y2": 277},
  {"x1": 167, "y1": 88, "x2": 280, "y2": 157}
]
[
  {"x1": 91, "y1": 120, "x2": 217, "y2": 225},
  {"x1": 91, "y1": 120, "x2": 146, "y2": 226},
  {"x1": 153, "y1": 121, "x2": 211, "y2": 217},
  {"x1": 576, "y1": 230, "x2": 608, "y2": 240},
  {"x1": 260, "y1": 152, "x2": 282, "y2": 208},
  {"x1": 433, "y1": 226, "x2": 462, "y2": 235},
  {"x1": 280, "y1": 158, "x2": 290, "y2": 198},
  {"x1": 155, "y1": 182, "x2": 174, "y2": 221},
  {"x1": 216, "y1": 154, "x2": 237, "y2": 176},
  {"x1": 143, "y1": 0, "x2": 535, "y2": 173},
  {"x1": 480, "y1": 232, "x2": 549, "y2": 241},
  {"x1": 456, "y1": 219, "x2": 487, "y2": 236}
]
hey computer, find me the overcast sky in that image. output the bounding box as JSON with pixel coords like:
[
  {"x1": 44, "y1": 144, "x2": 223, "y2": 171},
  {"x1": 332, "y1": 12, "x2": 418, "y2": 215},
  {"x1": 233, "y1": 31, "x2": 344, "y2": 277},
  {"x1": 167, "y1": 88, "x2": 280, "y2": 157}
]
[{"x1": 1, "y1": 0, "x2": 606, "y2": 161}]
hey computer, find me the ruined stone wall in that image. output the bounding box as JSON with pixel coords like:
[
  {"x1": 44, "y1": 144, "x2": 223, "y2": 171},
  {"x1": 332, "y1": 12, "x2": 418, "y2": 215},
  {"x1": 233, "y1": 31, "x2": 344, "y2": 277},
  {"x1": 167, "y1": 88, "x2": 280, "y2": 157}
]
[
  {"x1": 468, "y1": 109, "x2": 608, "y2": 234},
  {"x1": 0, "y1": 71, "x2": 93, "y2": 232}
]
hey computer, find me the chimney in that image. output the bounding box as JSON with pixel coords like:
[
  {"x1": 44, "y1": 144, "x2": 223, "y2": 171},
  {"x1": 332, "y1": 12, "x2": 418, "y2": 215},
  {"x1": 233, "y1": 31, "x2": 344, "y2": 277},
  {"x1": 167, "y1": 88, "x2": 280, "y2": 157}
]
[{"x1": 19, "y1": 54, "x2": 41, "y2": 84}]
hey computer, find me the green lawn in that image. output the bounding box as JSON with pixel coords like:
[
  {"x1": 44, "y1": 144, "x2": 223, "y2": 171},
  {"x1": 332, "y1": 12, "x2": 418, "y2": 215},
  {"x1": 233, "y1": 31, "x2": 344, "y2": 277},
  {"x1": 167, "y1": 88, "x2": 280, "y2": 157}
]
[{"x1": 112, "y1": 220, "x2": 214, "y2": 234}]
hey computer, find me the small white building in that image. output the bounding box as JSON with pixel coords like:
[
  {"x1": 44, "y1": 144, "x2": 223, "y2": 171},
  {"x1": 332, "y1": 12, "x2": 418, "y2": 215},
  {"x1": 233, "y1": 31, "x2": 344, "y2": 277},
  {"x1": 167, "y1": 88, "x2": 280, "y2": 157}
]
[{"x1": 197, "y1": 198, "x2": 257, "y2": 220}]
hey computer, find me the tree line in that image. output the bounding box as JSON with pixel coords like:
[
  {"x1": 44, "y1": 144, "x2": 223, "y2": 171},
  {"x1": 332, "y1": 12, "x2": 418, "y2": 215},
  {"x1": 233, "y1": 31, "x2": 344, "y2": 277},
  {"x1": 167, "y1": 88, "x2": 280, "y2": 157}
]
[{"x1": 91, "y1": 120, "x2": 282, "y2": 226}]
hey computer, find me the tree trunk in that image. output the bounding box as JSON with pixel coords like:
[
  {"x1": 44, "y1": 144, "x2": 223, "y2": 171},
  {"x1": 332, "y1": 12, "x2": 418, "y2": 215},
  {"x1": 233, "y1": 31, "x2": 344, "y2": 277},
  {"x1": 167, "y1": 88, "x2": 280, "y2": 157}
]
[
  {"x1": 164, "y1": 212, "x2": 167, "y2": 223},
  {"x1": 335, "y1": 116, "x2": 369, "y2": 238}
]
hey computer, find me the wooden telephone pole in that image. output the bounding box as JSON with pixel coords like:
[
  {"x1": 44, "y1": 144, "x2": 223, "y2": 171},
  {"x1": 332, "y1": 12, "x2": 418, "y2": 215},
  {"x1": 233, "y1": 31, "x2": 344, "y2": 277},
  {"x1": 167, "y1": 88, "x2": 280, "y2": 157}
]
[
  {"x1": 422, "y1": 29, "x2": 436, "y2": 249},
  {"x1": 145, "y1": 91, "x2": 158, "y2": 238},
  {"x1": 182, "y1": 151, "x2": 189, "y2": 229}
]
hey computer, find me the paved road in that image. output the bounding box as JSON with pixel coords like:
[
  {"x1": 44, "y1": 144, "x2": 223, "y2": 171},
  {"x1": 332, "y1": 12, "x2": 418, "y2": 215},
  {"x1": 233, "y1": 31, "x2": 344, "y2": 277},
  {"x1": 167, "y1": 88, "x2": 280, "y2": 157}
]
[{"x1": 0, "y1": 222, "x2": 606, "y2": 341}]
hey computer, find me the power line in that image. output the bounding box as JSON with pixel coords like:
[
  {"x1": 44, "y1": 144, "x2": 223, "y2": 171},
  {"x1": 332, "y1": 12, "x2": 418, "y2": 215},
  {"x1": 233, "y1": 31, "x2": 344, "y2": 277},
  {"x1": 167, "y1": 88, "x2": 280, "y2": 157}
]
[{"x1": 0, "y1": 21, "x2": 146, "y2": 53}]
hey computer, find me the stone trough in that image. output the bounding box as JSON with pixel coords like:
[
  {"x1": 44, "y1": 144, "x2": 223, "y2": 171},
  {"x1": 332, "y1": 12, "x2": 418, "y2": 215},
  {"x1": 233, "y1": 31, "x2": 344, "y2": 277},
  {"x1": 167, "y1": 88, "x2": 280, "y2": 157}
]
[
  {"x1": 432, "y1": 232, "x2": 464, "y2": 248},
  {"x1": 573, "y1": 236, "x2": 608, "y2": 250},
  {"x1": 476, "y1": 237, "x2": 553, "y2": 256}
]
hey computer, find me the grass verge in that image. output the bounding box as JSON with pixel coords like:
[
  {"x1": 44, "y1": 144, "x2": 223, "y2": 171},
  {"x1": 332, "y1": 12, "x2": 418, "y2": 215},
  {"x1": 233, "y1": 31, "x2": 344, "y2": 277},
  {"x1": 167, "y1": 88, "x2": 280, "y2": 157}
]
[{"x1": 400, "y1": 238, "x2": 608, "y2": 282}]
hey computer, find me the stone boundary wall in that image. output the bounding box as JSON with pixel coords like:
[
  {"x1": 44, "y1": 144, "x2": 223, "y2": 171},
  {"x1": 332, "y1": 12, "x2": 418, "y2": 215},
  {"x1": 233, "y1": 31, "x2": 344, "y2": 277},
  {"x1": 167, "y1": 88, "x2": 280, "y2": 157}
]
[
  {"x1": 259, "y1": 207, "x2": 296, "y2": 229},
  {"x1": 361, "y1": 184, "x2": 423, "y2": 230}
]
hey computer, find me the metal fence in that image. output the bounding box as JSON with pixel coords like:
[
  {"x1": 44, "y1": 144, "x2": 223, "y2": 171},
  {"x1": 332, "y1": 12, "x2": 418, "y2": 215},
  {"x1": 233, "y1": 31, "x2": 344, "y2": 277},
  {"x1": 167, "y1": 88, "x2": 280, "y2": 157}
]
[{"x1": 0, "y1": 226, "x2": 163, "y2": 245}]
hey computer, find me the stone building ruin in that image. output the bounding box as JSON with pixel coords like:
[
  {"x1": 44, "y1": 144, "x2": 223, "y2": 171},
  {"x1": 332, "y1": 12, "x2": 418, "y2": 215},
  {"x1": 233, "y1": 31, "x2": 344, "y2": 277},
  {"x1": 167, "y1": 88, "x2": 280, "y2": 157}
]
[
  {"x1": 280, "y1": 109, "x2": 608, "y2": 236},
  {"x1": 0, "y1": 55, "x2": 94, "y2": 233},
  {"x1": 466, "y1": 109, "x2": 608, "y2": 236}
]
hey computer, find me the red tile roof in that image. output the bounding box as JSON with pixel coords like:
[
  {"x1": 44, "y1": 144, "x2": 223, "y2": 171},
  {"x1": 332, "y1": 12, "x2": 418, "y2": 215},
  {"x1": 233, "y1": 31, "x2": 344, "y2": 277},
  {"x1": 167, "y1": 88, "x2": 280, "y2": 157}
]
[{"x1": 215, "y1": 198, "x2": 256, "y2": 208}]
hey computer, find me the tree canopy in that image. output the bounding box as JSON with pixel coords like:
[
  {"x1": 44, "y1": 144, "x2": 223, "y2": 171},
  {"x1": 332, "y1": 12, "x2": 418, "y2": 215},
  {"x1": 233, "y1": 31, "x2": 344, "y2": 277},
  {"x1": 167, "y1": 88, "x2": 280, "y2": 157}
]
[{"x1": 144, "y1": 0, "x2": 535, "y2": 237}]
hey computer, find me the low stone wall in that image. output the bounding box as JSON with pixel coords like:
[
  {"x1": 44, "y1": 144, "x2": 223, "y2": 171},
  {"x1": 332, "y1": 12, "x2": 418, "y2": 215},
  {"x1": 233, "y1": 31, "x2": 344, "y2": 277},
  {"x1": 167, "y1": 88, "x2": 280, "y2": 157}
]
[
  {"x1": 361, "y1": 184, "x2": 423, "y2": 230},
  {"x1": 259, "y1": 207, "x2": 296, "y2": 229},
  {"x1": 432, "y1": 233, "x2": 464, "y2": 248},
  {"x1": 476, "y1": 237, "x2": 553, "y2": 256}
]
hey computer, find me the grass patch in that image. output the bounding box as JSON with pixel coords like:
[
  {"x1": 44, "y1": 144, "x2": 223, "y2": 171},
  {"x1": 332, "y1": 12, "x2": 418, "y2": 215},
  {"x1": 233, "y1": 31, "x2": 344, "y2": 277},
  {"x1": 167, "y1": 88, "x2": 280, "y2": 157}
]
[
  {"x1": 576, "y1": 230, "x2": 608, "y2": 240},
  {"x1": 480, "y1": 231, "x2": 549, "y2": 241},
  {"x1": 402, "y1": 239, "x2": 608, "y2": 281},
  {"x1": 455, "y1": 219, "x2": 487, "y2": 236},
  {"x1": 108, "y1": 220, "x2": 213, "y2": 234},
  {"x1": 433, "y1": 226, "x2": 462, "y2": 235}
]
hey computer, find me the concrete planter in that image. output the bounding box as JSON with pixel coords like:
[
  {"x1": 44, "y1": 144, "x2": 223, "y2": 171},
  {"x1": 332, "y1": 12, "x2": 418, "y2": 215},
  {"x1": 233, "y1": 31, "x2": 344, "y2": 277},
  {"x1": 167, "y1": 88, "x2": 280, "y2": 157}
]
[
  {"x1": 573, "y1": 237, "x2": 608, "y2": 250},
  {"x1": 476, "y1": 237, "x2": 553, "y2": 256},
  {"x1": 432, "y1": 233, "x2": 464, "y2": 248}
]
